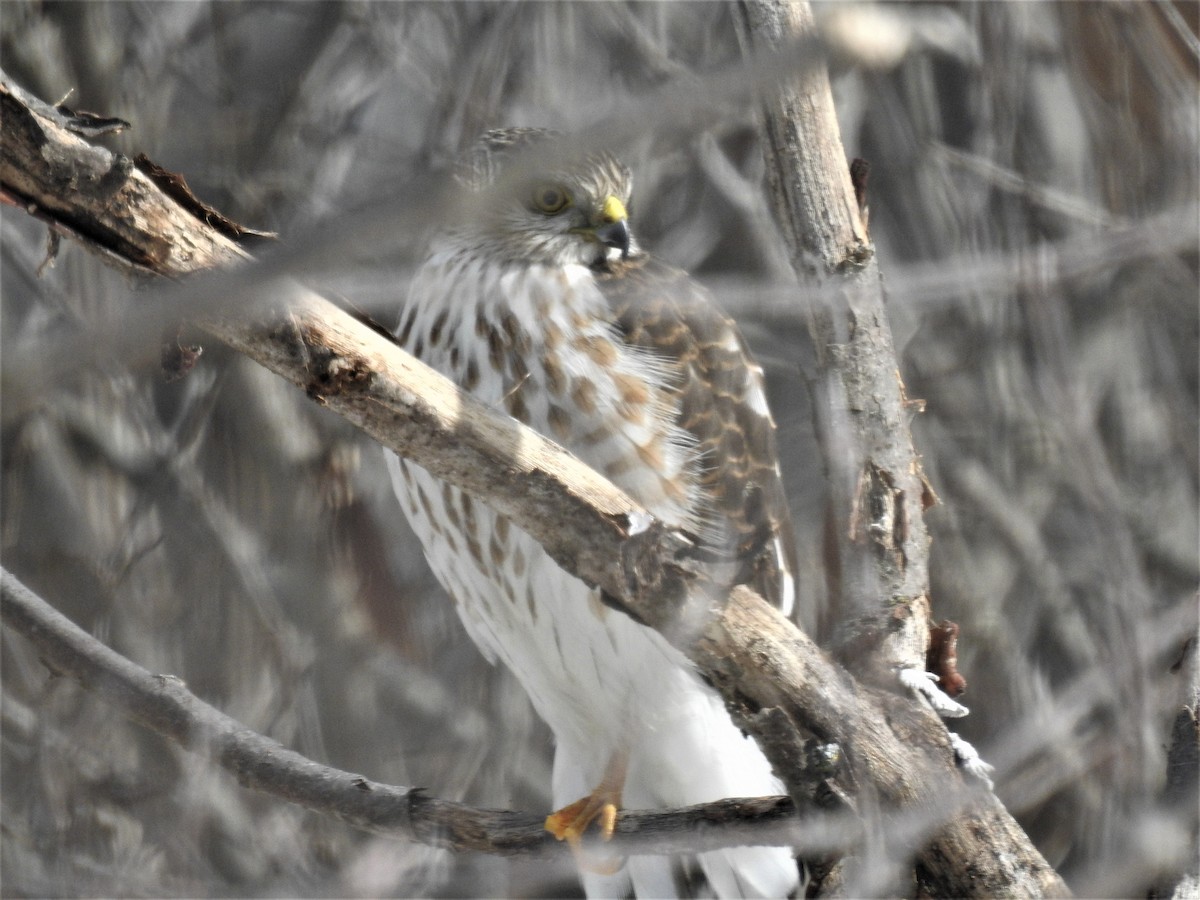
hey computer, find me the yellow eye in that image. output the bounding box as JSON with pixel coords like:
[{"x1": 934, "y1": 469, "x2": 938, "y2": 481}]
[{"x1": 531, "y1": 184, "x2": 571, "y2": 214}]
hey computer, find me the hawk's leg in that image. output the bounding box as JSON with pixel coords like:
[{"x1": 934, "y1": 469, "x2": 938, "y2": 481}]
[{"x1": 545, "y1": 746, "x2": 628, "y2": 873}]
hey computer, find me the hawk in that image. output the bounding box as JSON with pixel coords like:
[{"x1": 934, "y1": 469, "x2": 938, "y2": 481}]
[{"x1": 388, "y1": 128, "x2": 799, "y2": 897}]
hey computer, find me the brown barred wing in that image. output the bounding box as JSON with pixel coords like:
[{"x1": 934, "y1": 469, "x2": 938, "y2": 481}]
[{"x1": 597, "y1": 256, "x2": 798, "y2": 614}]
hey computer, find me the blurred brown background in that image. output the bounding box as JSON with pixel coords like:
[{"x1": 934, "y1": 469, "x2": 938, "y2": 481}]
[{"x1": 2, "y1": 3, "x2": 1196, "y2": 897}]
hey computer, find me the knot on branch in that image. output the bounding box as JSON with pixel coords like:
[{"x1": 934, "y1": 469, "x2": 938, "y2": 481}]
[
  {"x1": 836, "y1": 239, "x2": 874, "y2": 272},
  {"x1": 286, "y1": 323, "x2": 374, "y2": 403},
  {"x1": 611, "y1": 518, "x2": 714, "y2": 637}
]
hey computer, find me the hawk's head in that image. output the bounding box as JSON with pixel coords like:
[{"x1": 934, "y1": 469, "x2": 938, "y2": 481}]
[{"x1": 451, "y1": 128, "x2": 636, "y2": 268}]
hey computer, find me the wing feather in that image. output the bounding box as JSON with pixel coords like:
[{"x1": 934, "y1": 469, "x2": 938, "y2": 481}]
[{"x1": 596, "y1": 256, "x2": 798, "y2": 614}]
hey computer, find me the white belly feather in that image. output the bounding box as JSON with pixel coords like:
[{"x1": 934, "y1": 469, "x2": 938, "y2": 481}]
[{"x1": 389, "y1": 251, "x2": 698, "y2": 747}]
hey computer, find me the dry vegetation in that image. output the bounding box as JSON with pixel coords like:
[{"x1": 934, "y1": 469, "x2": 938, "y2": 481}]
[{"x1": 2, "y1": 2, "x2": 1197, "y2": 897}]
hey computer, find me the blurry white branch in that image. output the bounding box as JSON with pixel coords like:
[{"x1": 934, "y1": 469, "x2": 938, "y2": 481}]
[
  {"x1": 0, "y1": 61, "x2": 1068, "y2": 897},
  {"x1": 702, "y1": 203, "x2": 1200, "y2": 325}
]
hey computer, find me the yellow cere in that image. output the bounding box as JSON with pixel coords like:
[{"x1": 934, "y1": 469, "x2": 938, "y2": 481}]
[{"x1": 601, "y1": 195, "x2": 627, "y2": 224}]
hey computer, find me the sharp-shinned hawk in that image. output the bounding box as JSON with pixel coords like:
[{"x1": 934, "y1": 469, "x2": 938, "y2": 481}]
[{"x1": 387, "y1": 128, "x2": 799, "y2": 897}]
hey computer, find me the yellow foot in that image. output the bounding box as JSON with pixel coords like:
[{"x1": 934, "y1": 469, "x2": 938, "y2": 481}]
[
  {"x1": 545, "y1": 750, "x2": 628, "y2": 875},
  {"x1": 545, "y1": 793, "x2": 618, "y2": 844},
  {"x1": 545, "y1": 794, "x2": 622, "y2": 875}
]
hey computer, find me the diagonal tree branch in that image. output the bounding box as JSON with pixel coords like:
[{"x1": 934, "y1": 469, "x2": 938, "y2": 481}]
[{"x1": 0, "y1": 62, "x2": 1067, "y2": 896}]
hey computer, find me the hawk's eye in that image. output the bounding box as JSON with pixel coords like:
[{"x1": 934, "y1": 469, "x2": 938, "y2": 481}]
[{"x1": 530, "y1": 184, "x2": 571, "y2": 215}]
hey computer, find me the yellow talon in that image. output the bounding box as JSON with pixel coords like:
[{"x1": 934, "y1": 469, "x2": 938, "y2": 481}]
[
  {"x1": 545, "y1": 796, "x2": 618, "y2": 843},
  {"x1": 598, "y1": 802, "x2": 616, "y2": 839},
  {"x1": 545, "y1": 749, "x2": 628, "y2": 874}
]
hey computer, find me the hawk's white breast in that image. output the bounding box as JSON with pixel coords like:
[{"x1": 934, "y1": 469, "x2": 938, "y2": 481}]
[{"x1": 388, "y1": 244, "x2": 698, "y2": 750}]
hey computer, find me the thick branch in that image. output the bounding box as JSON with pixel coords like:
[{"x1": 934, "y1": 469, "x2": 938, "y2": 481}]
[
  {"x1": 0, "y1": 78, "x2": 250, "y2": 276},
  {"x1": 735, "y1": 0, "x2": 935, "y2": 680},
  {"x1": 0, "y1": 68, "x2": 1067, "y2": 896}
]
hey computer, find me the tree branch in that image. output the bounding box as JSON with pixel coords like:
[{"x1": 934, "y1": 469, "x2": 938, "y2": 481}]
[
  {"x1": 0, "y1": 566, "x2": 819, "y2": 859},
  {"x1": 735, "y1": 0, "x2": 936, "y2": 684},
  {"x1": 0, "y1": 62, "x2": 1067, "y2": 896}
]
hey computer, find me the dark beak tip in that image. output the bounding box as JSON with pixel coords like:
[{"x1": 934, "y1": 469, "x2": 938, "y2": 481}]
[{"x1": 596, "y1": 220, "x2": 631, "y2": 258}]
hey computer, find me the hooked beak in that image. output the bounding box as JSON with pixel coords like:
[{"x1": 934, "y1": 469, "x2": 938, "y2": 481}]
[
  {"x1": 593, "y1": 195, "x2": 631, "y2": 259},
  {"x1": 594, "y1": 218, "x2": 631, "y2": 259}
]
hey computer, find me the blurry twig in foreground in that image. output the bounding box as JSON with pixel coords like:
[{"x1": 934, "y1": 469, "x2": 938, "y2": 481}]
[{"x1": 707, "y1": 202, "x2": 1200, "y2": 324}]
